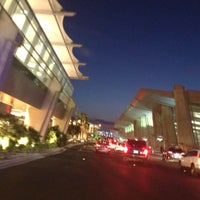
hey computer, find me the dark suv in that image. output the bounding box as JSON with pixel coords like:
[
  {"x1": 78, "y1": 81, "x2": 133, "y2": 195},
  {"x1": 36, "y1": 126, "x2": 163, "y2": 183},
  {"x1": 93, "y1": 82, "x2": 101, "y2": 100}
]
[{"x1": 123, "y1": 139, "x2": 149, "y2": 162}]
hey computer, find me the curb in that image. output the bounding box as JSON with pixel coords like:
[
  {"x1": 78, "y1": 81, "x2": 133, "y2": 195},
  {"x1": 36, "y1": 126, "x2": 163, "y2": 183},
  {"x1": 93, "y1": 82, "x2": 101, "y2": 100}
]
[{"x1": 0, "y1": 147, "x2": 66, "y2": 170}]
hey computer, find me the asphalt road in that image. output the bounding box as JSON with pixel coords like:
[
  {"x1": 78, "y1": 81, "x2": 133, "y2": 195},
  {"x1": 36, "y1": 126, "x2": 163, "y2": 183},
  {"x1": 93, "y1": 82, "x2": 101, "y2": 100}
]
[{"x1": 0, "y1": 143, "x2": 200, "y2": 200}]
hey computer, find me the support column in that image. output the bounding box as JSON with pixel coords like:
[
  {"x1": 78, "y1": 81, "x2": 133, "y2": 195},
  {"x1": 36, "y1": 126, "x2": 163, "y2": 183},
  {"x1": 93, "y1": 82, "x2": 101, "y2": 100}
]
[
  {"x1": 152, "y1": 104, "x2": 165, "y2": 150},
  {"x1": 54, "y1": 99, "x2": 75, "y2": 134},
  {"x1": 152, "y1": 105, "x2": 163, "y2": 136},
  {"x1": 161, "y1": 105, "x2": 177, "y2": 147},
  {"x1": 133, "y1": 120, "x2": 138, "y2": 139},
  {"x1": 174, "y1": 85, "x2": 194, "y2": 150},
  {"x1": 135, "y1": 119, "x2": 142, "y2": 139},
  {"x1": 63, "y1": 99, "x2": 76, "y2": 133},
  {"x1": 28, "y1": 78, "x2": 61, "y2": 141},
  {"x1": 0, "y1": 9, "x2": 23, "y2": 89}
]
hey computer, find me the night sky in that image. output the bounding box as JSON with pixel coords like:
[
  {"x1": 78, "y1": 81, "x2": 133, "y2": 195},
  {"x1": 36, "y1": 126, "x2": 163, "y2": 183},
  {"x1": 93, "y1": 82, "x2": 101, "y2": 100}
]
[{"x1": 58, "y1": 0, "x2": 200, "y2": 129}]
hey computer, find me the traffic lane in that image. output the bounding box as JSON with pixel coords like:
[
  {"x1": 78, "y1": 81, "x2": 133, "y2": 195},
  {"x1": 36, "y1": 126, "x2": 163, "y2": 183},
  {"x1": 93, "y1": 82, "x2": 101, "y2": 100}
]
[
  {"x1": 91, "y1": 151, "x2": 200, "y2": 200},
  {"x1": 61, "y1": 145, "x2": 200, "y2": 200},
  {"x1": 0, "y1": 144, "x2": 199, "y2": 200}
]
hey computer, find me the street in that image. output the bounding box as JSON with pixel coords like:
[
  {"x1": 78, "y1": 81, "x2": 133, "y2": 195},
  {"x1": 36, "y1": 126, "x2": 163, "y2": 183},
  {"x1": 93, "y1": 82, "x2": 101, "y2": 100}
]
[{"x1": 0, "y1": 143, "x2": 200, "y2": 200}]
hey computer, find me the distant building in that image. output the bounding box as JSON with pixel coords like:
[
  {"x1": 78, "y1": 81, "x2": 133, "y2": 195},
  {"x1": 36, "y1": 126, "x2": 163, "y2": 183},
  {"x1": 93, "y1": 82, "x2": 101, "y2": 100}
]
[
  {"x1": 114, "y1": 85, "x2": 200, "y2": 151},
  {"x1": 0, "y1": 0, "x2": 88, "y2": 140}
]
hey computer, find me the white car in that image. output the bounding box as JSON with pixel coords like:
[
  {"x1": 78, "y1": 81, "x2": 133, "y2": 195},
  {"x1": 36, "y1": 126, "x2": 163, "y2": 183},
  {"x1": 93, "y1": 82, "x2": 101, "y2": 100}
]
[
  {"x1": 94, "y1": 140, "x2": 111, "y2": 154},
  {"x1": 179, "y1": 149, "x2": 200, "y2": 176}
]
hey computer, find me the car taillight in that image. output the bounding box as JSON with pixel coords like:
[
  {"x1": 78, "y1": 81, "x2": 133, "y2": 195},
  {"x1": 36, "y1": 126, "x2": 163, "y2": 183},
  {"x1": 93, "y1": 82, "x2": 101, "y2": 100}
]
[
  {"x1": 141, "y1": 148, "x2": 148, "y2": 156},
  {"x1": 168, "y1": 150, "x2": 172, "y2": 154},
  {"x1": 124, "y1": 146, "x2": 128, "y2": 153},
  {"x1": 106, "y1": 144, "x2": 110, "y2": 148},
  {"x1": 198, "y1": 156, "x2": 200, "y2": 164},
  {"x1": 109, "y1": 142, "x2": 113, "y2": 148}
]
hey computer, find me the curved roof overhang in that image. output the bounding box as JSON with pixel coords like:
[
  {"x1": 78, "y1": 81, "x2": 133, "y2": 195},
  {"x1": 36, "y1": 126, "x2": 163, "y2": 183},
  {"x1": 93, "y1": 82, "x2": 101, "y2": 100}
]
[
  {"x1": 114, "y1": 88, "x2": 175, "y2": 131},
  {"x1": 28, "y1": 0, "x2": 88, "y2": 80}
]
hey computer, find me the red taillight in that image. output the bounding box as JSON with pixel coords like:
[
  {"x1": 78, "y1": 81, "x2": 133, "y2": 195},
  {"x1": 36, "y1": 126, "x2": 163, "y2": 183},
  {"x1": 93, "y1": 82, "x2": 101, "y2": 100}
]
[
  {"x1": 124, "y1": 146, "x2": 128, "y2": 153},
  {"x1": 107, "y1": 145, "x2": 110, "y2": 149},
  {"x1": 143, "y1": 149, "x2": 148, "y2": 155},
  {"x1": 168, "y1": 150, "x2": 172, "y2": 154},
  {"x1": 96, "y1": 144, "x2": 101, "y2": 148},
  {"x1": 141, "y1": 148, "x2": 148, "y2": 156}
]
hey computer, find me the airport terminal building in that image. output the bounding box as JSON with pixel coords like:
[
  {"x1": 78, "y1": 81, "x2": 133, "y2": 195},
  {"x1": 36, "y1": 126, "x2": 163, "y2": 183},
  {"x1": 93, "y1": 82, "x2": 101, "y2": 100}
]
[
  {"x1": 0, "y1": 0, "x2": 88, "y2": 140},
  {"x1": 114, "y1": 85, "x2": 200, "y2": 151}
]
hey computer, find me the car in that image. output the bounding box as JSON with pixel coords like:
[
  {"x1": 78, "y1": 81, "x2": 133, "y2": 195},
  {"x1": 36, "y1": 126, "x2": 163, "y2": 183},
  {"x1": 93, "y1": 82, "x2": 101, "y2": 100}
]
[
  {"x1": 108, "y1": 138, "x2": 118, "y2": 150},
  {"x1": 123, "y1": 139, "x2": 149, "y2": 162},
  {"x1": 115, "y1": 142, "x2": 126, "y2": 152},
  {"x1": 162, "y1": 147, "x2": 185, "y2": 161},
  {"x1": 94, "y1": 140, "x2": 111, "y2": 153},
  {"x1": 179, "y1": 149, "x2": 200, "y2": 176}
]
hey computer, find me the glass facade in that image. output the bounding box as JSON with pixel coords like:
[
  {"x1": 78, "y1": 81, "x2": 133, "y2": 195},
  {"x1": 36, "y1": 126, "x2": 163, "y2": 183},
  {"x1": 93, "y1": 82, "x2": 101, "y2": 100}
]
[
  {"x1": 0, "y1": 0, "x2": 73, "y2": 104},
  {"x1": 125, "y1": 123, "x2": 134, "y2": 133},
  {"x1": 190, "y1": 104, "x2": 200, "y2": 147}
]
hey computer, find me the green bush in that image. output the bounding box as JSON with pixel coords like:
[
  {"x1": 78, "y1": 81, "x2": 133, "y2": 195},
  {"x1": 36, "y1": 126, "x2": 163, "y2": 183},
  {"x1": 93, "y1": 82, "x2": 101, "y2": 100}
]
[
  {"x1": 0, "y1": 114, "x2": 67, "y2": 152},
  {"x1": 45, "y1": 126, "x2": 67, "y2": 147},
  {"x1": 0, "y1": 114, "x2": 41, "y2": 152}
]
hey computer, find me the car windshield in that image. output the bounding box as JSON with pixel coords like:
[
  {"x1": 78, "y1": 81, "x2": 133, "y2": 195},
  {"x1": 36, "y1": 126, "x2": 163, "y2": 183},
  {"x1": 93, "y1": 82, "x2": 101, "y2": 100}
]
[
  {"x1": 186, "y1": 150, "x2": 198, "y2": 157},
  {"x1": 127, "y1": 140, "x2": 146, "y2": 147},
  {"x1": 168, "y1": 148, "x2": 183, "y2": 153}
]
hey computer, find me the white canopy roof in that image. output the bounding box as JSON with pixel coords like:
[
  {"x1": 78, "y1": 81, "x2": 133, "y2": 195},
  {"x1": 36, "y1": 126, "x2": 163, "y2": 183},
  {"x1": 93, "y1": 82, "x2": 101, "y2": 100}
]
[{"x1": 28, "y1": 0, "x2": 88, "y2": 80}]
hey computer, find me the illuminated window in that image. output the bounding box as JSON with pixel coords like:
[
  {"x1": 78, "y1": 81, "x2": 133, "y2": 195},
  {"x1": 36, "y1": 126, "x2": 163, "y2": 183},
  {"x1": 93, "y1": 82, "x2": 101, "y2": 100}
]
[
  {"x1": 125, "y1": 124, "x2": 134, "y2": 133},
  {"x1": 1, "y1": 0, "x2": 74, "y2": 106},
  {"x1": 141, "y1": 116, "x2": 146, "y2": 128}
]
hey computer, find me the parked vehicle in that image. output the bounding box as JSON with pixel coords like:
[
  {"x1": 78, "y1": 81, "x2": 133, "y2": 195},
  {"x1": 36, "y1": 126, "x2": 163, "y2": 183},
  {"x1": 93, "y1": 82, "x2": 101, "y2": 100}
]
[
  {"x1": 179, "y1": 149, "x2": 200, "y2": 176},
  {"x1": 123, "y1": 139, "x2": 149, "y2": 162},
  {"x1": 162, "y1": 147, "x2": 185, "y2": 161}
]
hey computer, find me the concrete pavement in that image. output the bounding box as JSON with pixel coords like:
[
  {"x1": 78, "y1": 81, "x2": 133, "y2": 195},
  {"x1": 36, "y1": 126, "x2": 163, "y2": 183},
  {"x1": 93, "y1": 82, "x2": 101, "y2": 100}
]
[
  {"x1": 0, "y1": 142, "x2": 80, "y2": 170},
  {"x1": 0, "y1": 147, "x2": 66, "y2": 170}
]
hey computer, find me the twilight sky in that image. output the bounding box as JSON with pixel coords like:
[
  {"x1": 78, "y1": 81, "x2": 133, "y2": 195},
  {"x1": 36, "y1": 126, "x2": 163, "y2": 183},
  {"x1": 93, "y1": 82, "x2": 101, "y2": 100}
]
[{"x1": 58, "y1": 0, "x2": 200, "y2": 128}]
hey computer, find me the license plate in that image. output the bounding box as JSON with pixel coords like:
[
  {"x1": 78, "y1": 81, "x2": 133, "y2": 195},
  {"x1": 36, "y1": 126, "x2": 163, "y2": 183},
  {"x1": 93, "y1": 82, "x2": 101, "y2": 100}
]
[
  {"x1": 133, "y1": 150, "x2": 139, "y2": 154},
  {"x1": 174, "y1": 153, "x2": 179, "y2": 158}
]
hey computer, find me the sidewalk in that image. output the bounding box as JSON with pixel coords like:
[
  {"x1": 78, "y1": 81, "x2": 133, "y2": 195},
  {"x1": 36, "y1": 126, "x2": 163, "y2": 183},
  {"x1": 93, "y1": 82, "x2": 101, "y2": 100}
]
[{"x1": 0, "y1": 144, "x2": 74, "y2": 170}]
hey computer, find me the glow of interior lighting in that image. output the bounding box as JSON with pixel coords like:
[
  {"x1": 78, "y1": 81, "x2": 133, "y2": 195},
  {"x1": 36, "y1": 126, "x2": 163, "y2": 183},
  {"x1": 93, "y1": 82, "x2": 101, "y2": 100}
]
[
  {"x1": 27, "y1": 62, "x2": 36, "y2": 68},
  {"x1": 41, "y1": 63, "x2": 46, "y2": 68},
  {"x1": 20, "y1": 9, "x2": 28, "y2": 15},
  {"x1": 24, "y1": 107, "x2": 30, "y2": 128},
  {"x1": 49, "y1": 63, "x2": 55, "y2": 70},
  {"x1": 11, "y1": 109, "x2": 25, "y2": 117},
  {"x1": 16, "y1": 46, "x2": 29, "y2": 62},
  {"x1": 192, "y1": 120, "x2": 200, "y2": 125},
  {"x1": 51, "y1": 117, "x2": 55, "y2": 126},
  {"x1": 12, "y1": 14, "x2": 26, "y2": 29},
  {"x1": 194, "y1": 112, "x2": 200, "y2": 118},
  {"x1": 36, "y1": 71, "x2": 42, "y2": 77},
  {"x1": 35, "y1": 44, "x2": 43, "y2": 52}
]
